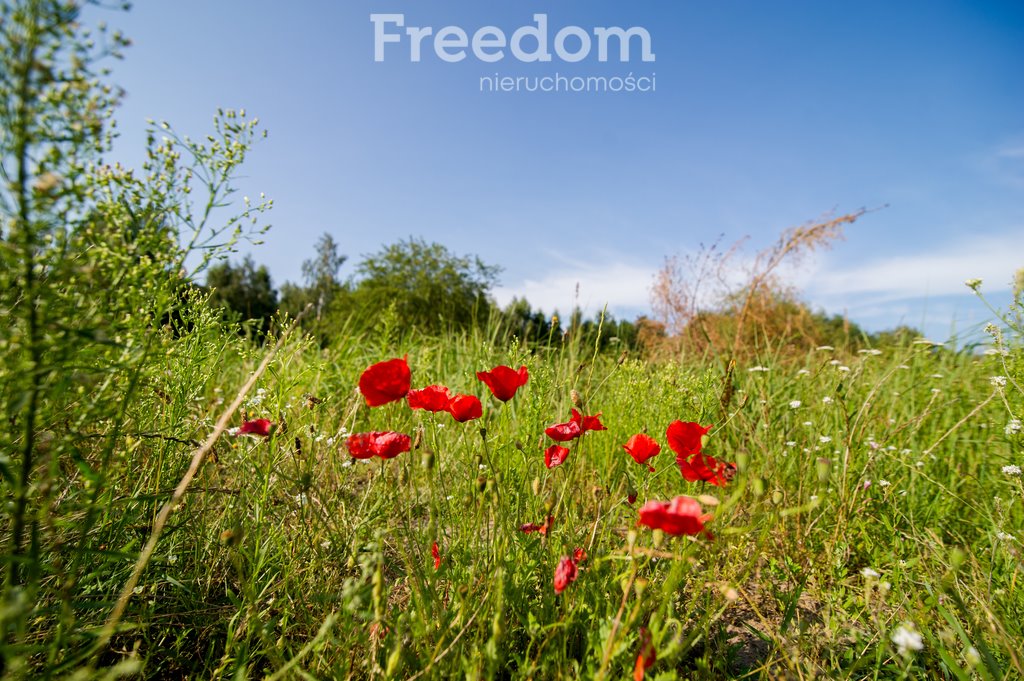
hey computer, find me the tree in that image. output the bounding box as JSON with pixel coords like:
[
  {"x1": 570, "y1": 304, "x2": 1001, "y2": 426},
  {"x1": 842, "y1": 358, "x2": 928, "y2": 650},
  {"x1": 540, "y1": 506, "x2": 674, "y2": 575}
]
[
  {"x1": 352, "y1": 237, "x2": 500, "y2": 334},
  {"x1": 205, "y1": 255, "x2": 279, "y2": 337}
]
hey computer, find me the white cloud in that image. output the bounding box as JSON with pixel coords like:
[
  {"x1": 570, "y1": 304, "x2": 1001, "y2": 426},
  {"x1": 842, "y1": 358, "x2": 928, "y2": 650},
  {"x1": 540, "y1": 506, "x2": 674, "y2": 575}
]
[
  {"x1": 805, "y1": 231, "x2": 1023, "y2": 303},
  {"x1": 493, "y1": 261, "x2": 655, "y2": 316}
]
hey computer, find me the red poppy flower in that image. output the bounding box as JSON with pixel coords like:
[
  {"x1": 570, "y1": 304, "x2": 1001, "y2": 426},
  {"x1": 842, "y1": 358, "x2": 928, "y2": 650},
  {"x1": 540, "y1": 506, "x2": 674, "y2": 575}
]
[
  {"x1": 237, "y1": 418, "x2": 273, "y2": 437},
  {"x1": 627, "y1": 492, "x2": 638, "y2": 505},
  {"x1": 553, "y1": 555, "x2": 578, "y2": 594},
  {"x1": 666, "y1": 420, "x2": 711, "y2": 457},
  {"x1": 476, "y1": 365, "x2": 529, "y2": 402},
  {"x1": 358, "y1": 357, "x2": 411, "y2": 407},
  {"x1": 634, "y1": 627, "x2": 656, "y2": 681},
  {"x1": 573, "y1": 408, "x2": 607, "y2": 433},
  {"x1": 345, "y1": 431, "x2": 411, "y2": 460},
  {"x1": 446, "y1": 394, "x2": 483, "y2": 422},
  {"x1": 546, "y1": 408, "x2": 606, "y2": 442},
  {"x1": 544, "y1": 444, "x2": 570, "y2": 469},
  {"x1": 678, "y1": 452, "x2": 736, "y2": 487},
  {"x1": 407, "y1": 385, "x2": 450, "y2": 412},
  {"x1": 623, "y1": 433, "x2": 661, "y2": 471},
  {"x1": 431, "y1": 542, "x2": 441, "y2": 570},
  {"x1": 573, "y1": 547, "x2": 587, "y2": 562},
  {"x1": 637, "y1": 496, "x2": 713, "y2": 537},
  {"x1": 519, "y1": 514, "x2": 554, "y2": 535},
  {"x1": 545, "y1": 419, "x2": 582, "y2": 442}
]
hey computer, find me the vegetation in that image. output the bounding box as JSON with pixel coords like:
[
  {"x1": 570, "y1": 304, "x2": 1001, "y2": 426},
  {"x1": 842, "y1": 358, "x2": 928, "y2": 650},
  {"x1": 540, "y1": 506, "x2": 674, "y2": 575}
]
[{"x1": 1, "y1": 3, "x2": 1022, "y2": 679}]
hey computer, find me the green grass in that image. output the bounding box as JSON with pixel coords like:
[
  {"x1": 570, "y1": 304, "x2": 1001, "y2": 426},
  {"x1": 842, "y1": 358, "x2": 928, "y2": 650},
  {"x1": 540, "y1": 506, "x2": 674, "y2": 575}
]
[{"x1": 7, "y1": 307, "x2": 1022, "y2": 680}]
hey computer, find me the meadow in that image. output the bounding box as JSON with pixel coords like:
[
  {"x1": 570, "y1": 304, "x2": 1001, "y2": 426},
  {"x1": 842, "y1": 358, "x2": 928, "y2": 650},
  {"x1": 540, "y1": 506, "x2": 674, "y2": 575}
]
[{"x1": 2, "y1": 3, "x2": 1023, "y2": 677}]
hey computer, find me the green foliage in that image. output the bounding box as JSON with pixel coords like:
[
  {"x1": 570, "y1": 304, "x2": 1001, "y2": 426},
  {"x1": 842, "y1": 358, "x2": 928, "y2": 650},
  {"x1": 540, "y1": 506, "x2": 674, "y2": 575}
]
[
  {"x1": 351, "y1": 236, "x2": 501, "y2": 335},
  {"x1": 205, "y1": 255, "x2": 279, "y2": 338}
]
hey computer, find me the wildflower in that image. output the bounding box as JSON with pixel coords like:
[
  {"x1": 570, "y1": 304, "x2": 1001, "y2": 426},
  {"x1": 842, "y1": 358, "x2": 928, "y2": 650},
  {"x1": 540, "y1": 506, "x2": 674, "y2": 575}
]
[
  {"x1": 236, "y1": 418, "x2": 273, "y2": 437},
  {"x1": 816, "y1": 345, "x2": 834, "y2": 352},
  {"x1": 878, "y1": 479, "x2": 891, "y2": 487},
  {"x1": 819, "y1": 435, "x2": 832, "y2": 444},
  {"x1": 431, "y1": 542, "x2": 441, "y2": 570},
  {"x1": 446, "y1": 394, "x2": 483, "y2": 422},
  {"x1": 623, "y1": 433, "x2": 661, "y2": 471},
  {"x1": 891, "y1": 623, "x2": 924, "y2": 655},
  {"x1": 545, "y1": 409, "x2": 606, "y2": 442},
  {"x1": 990, "y1": 376, "x2": 1007, "y2": 388},
  {"x1": 345, "y1": 431, "x2": 412, "y2": 460},
  {"x1": 748, "y1": 365, "x2": 770, "y2": 373},
  {"x1": 859, "y1": 348, "x2": 883, "y2": 356},
  {"x1": 666, "y1": 421, "x2": 711, "y2": 457},
  {"x1": 1002, "y1": 464, "x2": 1021, "y2": 476},
  {"x1": 861, "y1": 567, "x2": 880, "y2": 578},
  {"x1": 1006, "y1": 418, "x2": 1022, "y2": 436},
  {"x1": 358, "y1": 356, "x2": 411, "y2": 407},
  {"x1": 553, "y1": 555, "x2": 578, "y2": 594},
  {"x1": 407, "y1": 385, "x2": 451, "y2": 412},
  {"x1": 677, "y1": 452, "x2": 736, "y2": 486},
  {"x1": 964, "y1": 278, "x2": 982, "y2": 291},
  {"x1": 519, "y1": 515, "x2": 553, "y2": 536},
  {"x1": 476, "y1": 365, "x2": 529, "y2": 402},
  {"x1": 797, "y1": 368, "x2": 810, "y2": 376},
  {"x1": 996, "y1": 531, "x2": 1014, "y2": 541},
  {"x1": 544, "y1": 444, "x2": 570, "y2": 469},
  {"x1": 785, "y1": 441, "x2": 796, "y2": 447},
  {"x1": 627, "y1": 491, "x2": 638, "y2": 505},
  {"x1": 573, "y1": 547, "x2": 587, "y2": 562},
  {"x1": 789, "y1": 400, "x2": 802, "y2": 409},
  {"x1": 634, "y1": 627, "x2": 656, "y2": 681},
  {"x1": 838, "y1": 366, "x2": 851, "y2": 373},
  {"x1": 637, "y1": 496, "x2": 713, "y2": 537}
]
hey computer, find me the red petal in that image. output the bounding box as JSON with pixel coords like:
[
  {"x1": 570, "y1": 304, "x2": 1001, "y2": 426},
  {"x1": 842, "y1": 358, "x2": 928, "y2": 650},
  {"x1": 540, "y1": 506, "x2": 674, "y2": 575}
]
[
  {"x1": 238, "y1": 418, "x2": 272, "y2": 437},
  {"x1": 544, "y1": 445, "x2": 570, "y2": 469},
  {"x1": 665, "y1": 421, "x2": 712, "y2": 457},
  {"x1": 476, "y1": 365, "x2": 529, "y2": 402},
  {"x1": 553, "y1": 556, "x2": 578, "y2": 594},
  {"x1": 545, "y1": 420, "x2": 582, "y2": 442},
  {"x1": 359, "y1": 357, "x2": 411, "y2": 407},
  {"x1": 624, "y1": 433, "x2": 661, "y2": 465},
  {"x1": 446, "y1": 394, "x2": 483, "y2": 422},
  {"x1": 407, "y1": 385, "x2": 450, "y2": 412}
]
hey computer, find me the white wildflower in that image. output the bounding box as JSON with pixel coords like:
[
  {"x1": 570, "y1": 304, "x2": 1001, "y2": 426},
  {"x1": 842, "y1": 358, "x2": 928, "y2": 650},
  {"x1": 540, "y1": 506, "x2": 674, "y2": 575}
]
[
  {"x1": 1006, "y1": 419, "x2": 1021, "y2": 436},
  {"x1": 748, "y1": 366, "x2": 770, "y2": 373},
  {"x1": 878, "y1": 479, "x2": 891, "y2": 487},
  {"x1": 891, "y1": 623, "x2": 924, "y2": 655},
  {"x1": 838, "y1": 365, "x2": 851, "y2": 373},
  {"x1": 819, "y1": 435, "x2": 832, "y2": 444},
  {"x1": 789, "y1": 400, "x2": 802, "y2": 409},
  {"x1": 858, "y1": 348, "x2": 882, "y2": 356},
  {"x1": 964, "y1": 278, "x2": 982, "y2": 290},
  {"x1": 816, "y1": 345, "x2": 834, "y2": 352},
  {"x1": 990, "y1": 376, "x2": 1007, "y2": 388},
  {"x1": 785, "y1": 441, "x2": 796, "y2": 447},
  {"x1": 829, "y1": 359, "x2": 841, "y2": 366},
  {"x1": 861, "y1": 567, "x2": 880, "y2": 578},
  {"x1": 1002, "y1": 464, "x2": 1021, "y2": 476},
  {"x1": 797, "y1": 368, "x2": 810, "y2": 376},
  {"x1": 996, "y1": 531, "x2": 1014, "y2": 541},
  {"x1": 822, "y1": 396, "x2": 834, "y2": 404}
]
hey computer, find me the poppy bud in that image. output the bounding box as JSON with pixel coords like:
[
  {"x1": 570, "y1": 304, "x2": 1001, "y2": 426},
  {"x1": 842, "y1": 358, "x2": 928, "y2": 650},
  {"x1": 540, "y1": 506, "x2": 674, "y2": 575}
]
[
  {"x1": 751, "y1": 477, "x2": 764, "y2": 497},
  {"x1": 479, "y1": 427, "x2": 487, "y2": 441},
  {"x1": 515, "y1": 440, "x2": 525, "y2": 452},
  {"x1": 544, "y1": 497, "x2": 555, "y2": 513},
  {"x1": 816, "y1": 458, "x2": 832, "y2": 482},
  {"x1": 734, "y1": 449, "x2": 750, "y2": 472},
  {"x1": 386, "y1": 646, "x2": 402, "y2": 677}
]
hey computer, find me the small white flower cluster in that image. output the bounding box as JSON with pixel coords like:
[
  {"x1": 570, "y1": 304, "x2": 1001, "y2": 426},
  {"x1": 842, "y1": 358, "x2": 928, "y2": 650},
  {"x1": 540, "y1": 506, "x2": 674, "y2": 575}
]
[
  {"x1": 748, "y1": 366, "x2": 770, "y2": 373},
  {"x1": 245, "y1": 387, "x2": 268, "y2": 408},
  {"x1": 789, "y1": 400, "x2": 802, "y2": 409},
  {"x1": 1002, "y1": 464, "x2": 1022, "y2": 476},
  {"x1": 860, "y1": 567, "x2": 880, "y2": 578},
  {"x1": 822, "y1": 396, "x2": 834, "y2": 405},
  {"x1": 891, "y1": 623, "x2": 924, "y2": 655},
  {"x1": 819, "y1": 435, "x2": 832, "y2": 444},
  {"x1": 1006, "y1": 419, "x2": 1022, "y2": 436},
  {"x1": 990, "y1": 376, "x2": 1008, "y2": 388},
  {"x1": 816, "y1": 345, "x2": 834, "y2": 352},
  {"x1": 858, "y1": 348, "x2": 883, "y2": 356}
]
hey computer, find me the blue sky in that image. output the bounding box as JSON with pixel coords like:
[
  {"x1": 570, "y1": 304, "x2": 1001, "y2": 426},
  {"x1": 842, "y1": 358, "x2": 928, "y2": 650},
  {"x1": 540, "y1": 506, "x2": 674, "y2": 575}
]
[{"x1": 100, "y1": 1, "x2": 1023, "y2": 341}]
